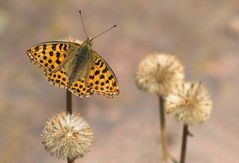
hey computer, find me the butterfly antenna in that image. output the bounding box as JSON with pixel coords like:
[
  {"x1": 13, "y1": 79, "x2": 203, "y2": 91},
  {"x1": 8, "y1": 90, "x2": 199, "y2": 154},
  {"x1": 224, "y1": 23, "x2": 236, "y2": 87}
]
[
  {"x1": 91, "y1": 25, "x2": 117, "y2": 41},
  {"x1": 79, "y1": 10, "x2": 88, "y2": 38}
]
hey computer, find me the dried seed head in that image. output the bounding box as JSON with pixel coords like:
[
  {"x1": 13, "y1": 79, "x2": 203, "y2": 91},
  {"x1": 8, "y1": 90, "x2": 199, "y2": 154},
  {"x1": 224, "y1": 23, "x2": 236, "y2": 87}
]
[
  {"x1": 41, "y1": 112, "x2": 94, "y2": 160},
  {"x1": 165, "y1": 82, "x2": 213, "y2": 125},
  {"x1": 66, "y1": 36, "x2": 83, "y2": 44},
  {"x1": 136, "y1": 53, "x2": 185, "y2": 96}
]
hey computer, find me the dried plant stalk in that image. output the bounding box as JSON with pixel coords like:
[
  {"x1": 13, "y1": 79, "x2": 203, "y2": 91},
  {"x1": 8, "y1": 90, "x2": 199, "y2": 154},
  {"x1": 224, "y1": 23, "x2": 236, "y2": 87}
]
[
  {"x1": 66, "y1": 90, "x2": 74, "y2": 163},
  {"x1": 159, "y1": 96, "x2": 169, "y2": 163}
]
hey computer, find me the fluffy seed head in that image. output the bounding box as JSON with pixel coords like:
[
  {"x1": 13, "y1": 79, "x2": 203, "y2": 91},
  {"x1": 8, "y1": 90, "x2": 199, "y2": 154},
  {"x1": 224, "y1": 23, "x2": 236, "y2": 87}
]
[
  {"x1": 136, "y1": 53, "x2": 185, "y2": 96},
  {"x1": 41, "y1": 112, "x2": 94, "y2": 160},
  {"x1": 66, "y1": 36, "x2": 83, "y2": 44},
  {"x1": 165, "y1": 82, "x2": 213, "y2": 125}
]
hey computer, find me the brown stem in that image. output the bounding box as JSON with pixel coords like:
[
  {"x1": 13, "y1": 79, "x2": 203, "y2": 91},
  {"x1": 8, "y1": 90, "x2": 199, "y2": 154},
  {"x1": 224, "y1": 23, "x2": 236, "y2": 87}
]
[
  {"x1": 66, "y1": 90, "x2": 73, "y2": 114},
  {"x1": 180, "y1": 124, "x2": 189, "y2": 163},
  {"x1": 66, "y1": 90, "x2": 74, "y2": 163},
  {"x1": 159, "y1": 96, "x2": 169, "y2": 163},
  {"x1": 67, "y1": 158, "x2": 75, "y2": 163}
]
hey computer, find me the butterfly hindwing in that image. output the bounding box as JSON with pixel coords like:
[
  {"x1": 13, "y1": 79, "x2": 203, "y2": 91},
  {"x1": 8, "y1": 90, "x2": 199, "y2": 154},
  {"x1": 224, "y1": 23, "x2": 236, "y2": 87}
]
[
  {"x1": 69, "y1": 78, "x2": 94, "y2": 98},
  {"x1": 87, "y1": 51, "x2": 119, "y2": 98},
  {"x1": 45, "y1": 68, "x2": 69, "y2": 89},
  {"x1": 26, "y1": 41, "x2": 80, "y2": 72},
  {"x1": 68, "y1": 60, "x2": 94, "y2": 97}
]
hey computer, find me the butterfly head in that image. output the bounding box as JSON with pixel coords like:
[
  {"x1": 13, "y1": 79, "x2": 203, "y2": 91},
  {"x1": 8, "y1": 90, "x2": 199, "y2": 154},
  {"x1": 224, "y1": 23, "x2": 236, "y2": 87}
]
[{"x1": 83, "y1": 38, "x2": 93, "y2": 47}]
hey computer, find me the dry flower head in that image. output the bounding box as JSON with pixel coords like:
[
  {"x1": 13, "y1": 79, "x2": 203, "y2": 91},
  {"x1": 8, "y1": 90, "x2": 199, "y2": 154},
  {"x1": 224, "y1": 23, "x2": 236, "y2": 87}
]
[
  {"x1": 165, "y1": 82, "x2": 213, "y2": 125},
  {"x1": 41, "y1": 112, "x2": 93, "y2": 160},
  {"x1": 66, "y1": 36, "x2": 83, "y2": 44},
  {"x1": 136, "y1": 53, "x2": 184, "y2": 96}
]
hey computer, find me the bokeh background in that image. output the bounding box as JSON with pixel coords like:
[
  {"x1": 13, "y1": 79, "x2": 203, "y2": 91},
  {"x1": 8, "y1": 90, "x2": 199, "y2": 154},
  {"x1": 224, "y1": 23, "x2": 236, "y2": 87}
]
[{"x1": 0, "y1": 0, "x2": 239, "y2": 163}]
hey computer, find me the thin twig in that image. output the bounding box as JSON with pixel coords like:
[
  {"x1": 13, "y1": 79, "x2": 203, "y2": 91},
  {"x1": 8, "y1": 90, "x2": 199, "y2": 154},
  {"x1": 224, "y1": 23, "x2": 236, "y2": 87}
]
[
  {"x1": 180, "y1": 124, "x2": 189, "y2": 163},
  {"x1": 66, "y1": 90, "x2": 74, "y2": 163},
  {"x1": 159, "y1": 96, "x2": 169, "y2": 163}
]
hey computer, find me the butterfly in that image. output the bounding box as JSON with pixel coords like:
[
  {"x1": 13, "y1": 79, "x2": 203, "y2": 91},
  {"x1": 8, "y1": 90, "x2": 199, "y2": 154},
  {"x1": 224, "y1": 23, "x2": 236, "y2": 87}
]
[{"x1": 26, "y1": 12, "x2": 119, "y2": 98}]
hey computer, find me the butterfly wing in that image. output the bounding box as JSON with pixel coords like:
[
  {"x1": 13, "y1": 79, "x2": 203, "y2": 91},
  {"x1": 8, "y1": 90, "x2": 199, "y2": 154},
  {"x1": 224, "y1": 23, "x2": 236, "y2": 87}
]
[
  {"x1": 45, "y1": 65, "x2": 94, "y2": 98},
  {"x1": 68, "y1": 50, "x2": 119, "y2": 98},
  {"x1": 69, "y1": 78, "x2": 94, "y2": 98},
  {"x1": 45, "y1": 68, "x2": 69, "y2": 89},
  {"x1": 87, "y1": 50, "x2": 120, "y2": 98},
  {"x1": 68, "y1": 59, "x2": 94, "y2": 98},
  {"x1": 44, "y1": 60, "x2": 91, "y2": 94},
  {"x1": 26, "y1": 41, "x2": 81, "y2": 72}
]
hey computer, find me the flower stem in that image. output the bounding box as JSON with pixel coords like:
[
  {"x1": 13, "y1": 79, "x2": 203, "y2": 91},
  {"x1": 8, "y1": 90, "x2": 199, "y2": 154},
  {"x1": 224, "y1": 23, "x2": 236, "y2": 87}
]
[
  {"x1": 159, "y1": 96, "x2": 169, "y2": 163},
  {"x1": 180, "y1": 124, "x2": 189, "y2": 163},
  {"x1": 66, "y1": 90, "x2": 74, "y2": 163},
  {"x1": 66, "y1": 90, "x2": 73, "y2": 114},
  {"x1": 67, "y1": 158, "x2": 75, "y2": 163}
]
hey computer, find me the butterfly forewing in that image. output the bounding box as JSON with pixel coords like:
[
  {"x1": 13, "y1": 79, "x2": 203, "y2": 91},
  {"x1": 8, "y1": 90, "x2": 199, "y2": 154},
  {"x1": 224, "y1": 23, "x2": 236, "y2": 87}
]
[
  {"x1": 26, "y1": 41, "x2": 80, "y2": 72},
  {"x1": 87, "y1": 51, "x2": 119, "y2": 98}
]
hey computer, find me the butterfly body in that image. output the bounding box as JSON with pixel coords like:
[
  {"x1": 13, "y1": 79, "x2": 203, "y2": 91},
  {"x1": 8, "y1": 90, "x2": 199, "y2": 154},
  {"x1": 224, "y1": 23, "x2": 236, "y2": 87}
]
[
  {"x1": 26, "y1": 38, "x2": 119, "y2": 98},
  {"x1": 64, "y1": 38, "x2": 92, "y2": 87}
]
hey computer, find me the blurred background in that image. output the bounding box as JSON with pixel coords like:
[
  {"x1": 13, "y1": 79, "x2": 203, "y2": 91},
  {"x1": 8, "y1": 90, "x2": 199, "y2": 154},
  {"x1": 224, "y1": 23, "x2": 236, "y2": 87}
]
[{"x1": 0, "y1": 0, "x2": 239, "y2": 162}]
